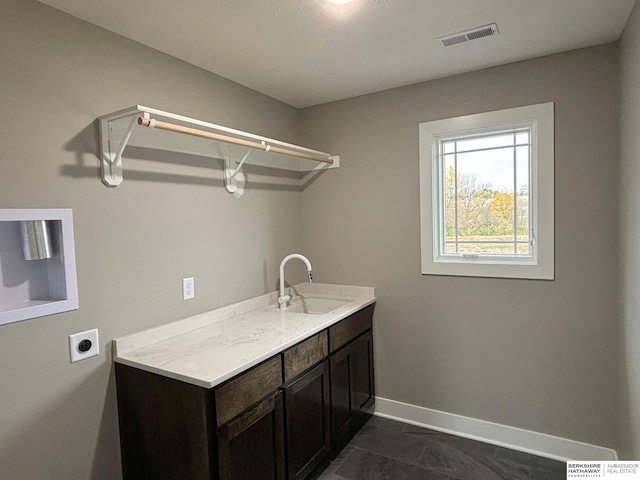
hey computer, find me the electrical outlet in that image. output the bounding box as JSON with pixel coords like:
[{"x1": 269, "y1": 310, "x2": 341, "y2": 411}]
[
  {"x1": 183, "y1": 277, "x2": 195, "y2": 300},
  {"x1": 69, "y1": 328, "x2": 99, "y2": 363}
]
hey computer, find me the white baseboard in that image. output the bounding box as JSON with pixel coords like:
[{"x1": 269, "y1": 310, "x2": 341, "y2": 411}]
[{"x1": 374, "y1": 396, "x2": 618, "y2": 462}]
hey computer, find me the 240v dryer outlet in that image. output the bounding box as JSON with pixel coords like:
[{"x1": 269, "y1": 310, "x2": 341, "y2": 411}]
[{"x1": 69, "y1": 328, "x2": 99, "y2": 362}]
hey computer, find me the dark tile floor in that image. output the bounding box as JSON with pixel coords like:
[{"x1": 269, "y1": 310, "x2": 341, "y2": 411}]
[{"x1": 317, "y1": 416, "x2": 566, "y2": 480}]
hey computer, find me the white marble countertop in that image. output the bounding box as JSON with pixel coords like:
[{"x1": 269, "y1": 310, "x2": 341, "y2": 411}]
[{"x1": 113, "y1": 283, "x2": 376, "y2": 389}]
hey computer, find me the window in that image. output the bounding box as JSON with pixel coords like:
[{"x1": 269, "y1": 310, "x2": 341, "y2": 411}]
[{"x1": 419, "y1": 103, "x2": 554, "y2": 280}]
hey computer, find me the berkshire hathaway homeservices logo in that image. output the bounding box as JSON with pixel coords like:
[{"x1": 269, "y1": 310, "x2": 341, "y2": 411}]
[{"x1": 567, "y1": 461, "x2": 640, "y2": 478}]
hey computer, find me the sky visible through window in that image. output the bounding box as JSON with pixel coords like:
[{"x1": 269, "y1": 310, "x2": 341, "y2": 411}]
[{"x1": 443, "y1": 131, "x2": 529, "y2": 191}]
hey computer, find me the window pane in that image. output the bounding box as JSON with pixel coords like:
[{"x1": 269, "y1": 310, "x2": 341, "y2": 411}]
[
  {"x1": 455, "y1": 147, "x2": 513, "y2": 249},
  {"x1": 516, "y1": 145, "x2": 529, "y2": 193},
  {"x1": 490, "y1": 192, "x2": 516, "y2": 240},
  {"x1": 436, "y1": 127, "x2": 536, "y2": 258},
  {"x1": 443, "y1": 141, "x2": 455, "y2": 154},
  {"x1": 445, "y1": 240, "x2": 457, "y2": 253},
  {"x1": 444, "y1": 240, "x2": 532, "y2": 256},
  {"x1": 515, "y1": 131, "x2": 529, "y2": 145},
  {"x1": 457, "y1": 148, "x2": 513, "y2": 192},
  {"x1": 456, "y1": 242, "x2": 517, "y2": 255},
  {"x1": 444, "y1": 155, "x2": 456, "y2": 241},
  {"x1": 444, "y1": 136, "x2": 526, "y2": 256},
  {"x1": 515, "y1": 145, "x2": 530, "y2": 252},
  {"x1": 455, "y1": 133, "x2": 514, "y2": 153}
]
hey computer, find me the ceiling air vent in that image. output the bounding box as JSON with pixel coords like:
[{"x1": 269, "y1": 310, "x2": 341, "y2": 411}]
[{"x1": 438, "y1": 23, "x2": 499, "y2": 47}]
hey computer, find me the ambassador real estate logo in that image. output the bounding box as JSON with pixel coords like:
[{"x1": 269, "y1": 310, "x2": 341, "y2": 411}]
[{"x1": 567, "y1": 462, "x2": 640, "y2": 478}]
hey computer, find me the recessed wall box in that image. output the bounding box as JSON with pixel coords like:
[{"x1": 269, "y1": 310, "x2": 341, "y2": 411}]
[{"x1": 0, "y1": 209, "x2": 79, "y2": 326}]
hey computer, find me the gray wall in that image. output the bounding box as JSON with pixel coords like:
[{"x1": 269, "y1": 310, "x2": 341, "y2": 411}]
[
  {"x1": 0, "y1": 1, "x2": 308, "y2": 479},
  {"x1": 619, "y1": 1, "x2": 640, "y2": 461},
  {"x1": 0, "y1": 1, "x2": 631, "y2": 478},
  {"x1": 300, "y1": 44, "x2": 620, "y2": 449}
]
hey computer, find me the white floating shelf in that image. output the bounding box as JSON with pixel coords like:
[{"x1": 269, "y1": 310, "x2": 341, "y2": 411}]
[{"x1": 98, "y1": 105, "x2": 339, "y2": 192}]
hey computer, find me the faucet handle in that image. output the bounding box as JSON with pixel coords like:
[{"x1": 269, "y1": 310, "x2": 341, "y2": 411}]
[{"x1": 278, "y1": 294, "x2": 291, "y2": 308}]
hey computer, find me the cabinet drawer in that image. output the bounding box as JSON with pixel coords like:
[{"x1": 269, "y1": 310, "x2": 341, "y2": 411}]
[
  {"x1": 215, "y1": 356, "x2": 282, "y2": 426},
  {"x1": 283, "y1": 331, "x2": 328, "y2": 382},
  {"x1": 329, "y1": 304, "x2": 374, "y2": 353}
]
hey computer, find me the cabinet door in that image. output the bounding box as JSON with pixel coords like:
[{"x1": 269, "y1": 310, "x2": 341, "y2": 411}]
[
  {"x1": 217, "y1": 391, "x2": 285, "y2": 480},
  {"x1": 329, "y1": 341, "x2": 353, "y2": 450},
  {"x1": 352, "y1": 330, "x2": 375, "y2": 416},
  {"x1": 330, "y1": 330, "x2": 375, "y2": 452},
  {"x1": 284, "y1": 361, "x2": 331, "y2": 480}
]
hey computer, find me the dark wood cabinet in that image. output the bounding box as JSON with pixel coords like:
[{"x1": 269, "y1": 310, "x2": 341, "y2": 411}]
[
  {"x1": 214, "y1": 356, "x2": 282, "y2": 426},
  {"x1": 217, "y1": 391, "x2": 286, "y2": 480},
  {"x1": 115, "y1": 363, "x2": 214, "y2": 480},
  {"x1": 329, "y1": 305, "x2": 375, "y2": 453},
  {"x1": 284, "y1": 360, "x2": 331, "y2": 480},
  {"x1": 115, "y1": 303, "x2": 374, "y2": 480},
  {"x1": 351, "y1": 331, "x2": 375, "y2": 417}
]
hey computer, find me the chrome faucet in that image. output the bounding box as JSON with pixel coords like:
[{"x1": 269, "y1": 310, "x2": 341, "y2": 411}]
[{"x1": 278, "y1": 253, "x2": 313, "y2": 309}]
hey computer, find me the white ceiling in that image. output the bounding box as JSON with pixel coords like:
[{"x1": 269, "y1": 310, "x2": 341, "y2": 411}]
[{"x1": 38, "y1": 0, "x2": 636, "y2": 108}]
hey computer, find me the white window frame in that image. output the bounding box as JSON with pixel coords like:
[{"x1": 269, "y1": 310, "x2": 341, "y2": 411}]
[{"x1": 419, "y1": 102, "x2": 554, "y2": 280}]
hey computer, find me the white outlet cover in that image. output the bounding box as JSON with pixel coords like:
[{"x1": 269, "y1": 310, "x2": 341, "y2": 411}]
[
  {"x1": 183, "y1": 277, "x2": 195, "y2": 300},
  {"x1": 69, "y1": 328, "x2": 99, "y2": 363}
]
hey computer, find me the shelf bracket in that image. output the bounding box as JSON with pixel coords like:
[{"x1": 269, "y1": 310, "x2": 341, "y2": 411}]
[
  {"x1": 100, "y1": 114, "x2": 142, "y2": 187},
  {"x1": 224, "y1": 148, "x2": 252, "y2": 194}
]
